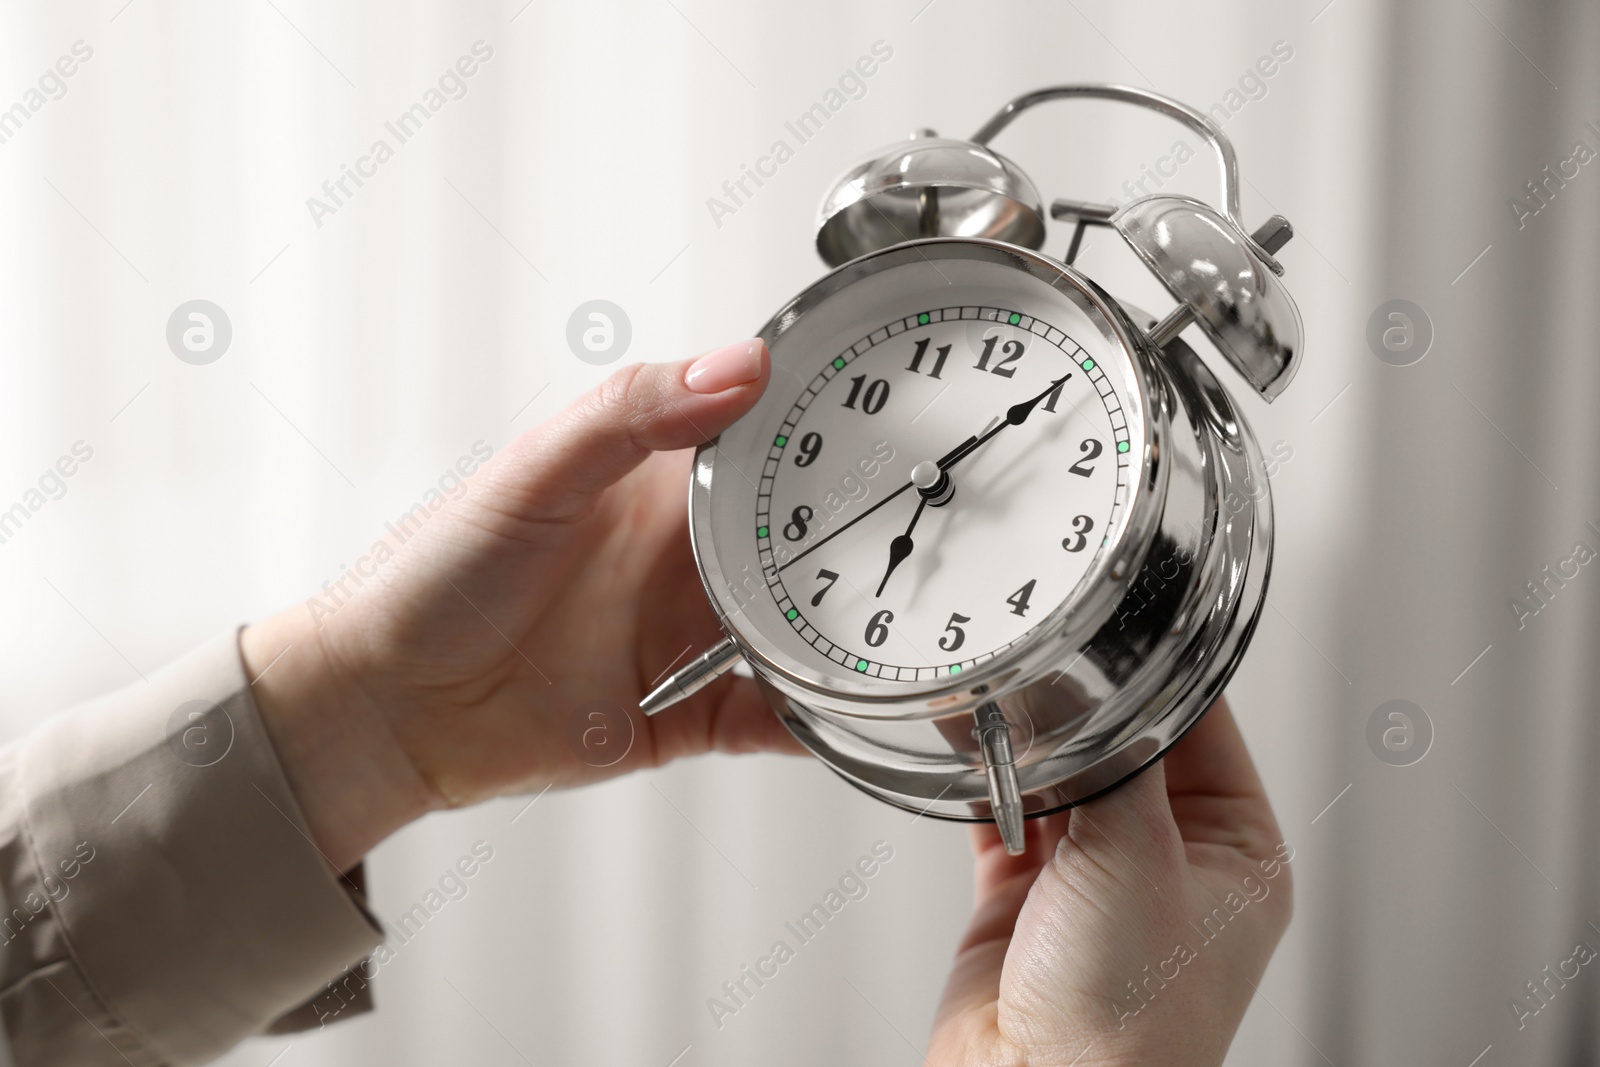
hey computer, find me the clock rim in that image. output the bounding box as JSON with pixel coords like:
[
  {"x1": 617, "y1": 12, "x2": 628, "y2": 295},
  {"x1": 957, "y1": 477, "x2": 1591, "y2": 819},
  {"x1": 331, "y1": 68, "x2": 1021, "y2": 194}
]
[{"x1": 690, "y1": 237, "x2": 1172, "y2": 719}]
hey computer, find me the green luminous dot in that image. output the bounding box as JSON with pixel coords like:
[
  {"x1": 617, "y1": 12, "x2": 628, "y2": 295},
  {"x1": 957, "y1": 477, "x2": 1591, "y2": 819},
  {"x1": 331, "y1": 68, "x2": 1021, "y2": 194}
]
[
  {"x1": 917, "y1": 312, "x2": 930, "y2": 325},
  {"x1": 774, "y1": 434, "x2": 788, "y2": 447},
  {"x1": 786, "y1": 608, "x2": 798, "y2": 620},
  {"x1": 832, "y1": 357, "x2": 846, "y2": 370},
  {"x1": 757, "y1": 526, "x2": 769, "y2": 538},
  {"x1": 949, "y1": 664, "x2": 963, "y2": 675},
  {"x1": 1081, "y1": 357, "x2": 1096, "y2": 371},
  {"x1": 855, "y1": 659, "x2": 869, "y2": 672},
  {"x1": 1117, "y1": 440, "x2": 1131, "y2": 453},
  {"x1": 1007, "y1": 312, "x2": 1021, "y2": 325}
]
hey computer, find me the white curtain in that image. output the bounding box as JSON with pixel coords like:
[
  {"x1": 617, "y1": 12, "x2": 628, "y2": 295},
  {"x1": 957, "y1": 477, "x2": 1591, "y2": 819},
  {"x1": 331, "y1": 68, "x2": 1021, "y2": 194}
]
[{"x1": 0, "y1": 1, "x2": 1592, "y2": 1064}]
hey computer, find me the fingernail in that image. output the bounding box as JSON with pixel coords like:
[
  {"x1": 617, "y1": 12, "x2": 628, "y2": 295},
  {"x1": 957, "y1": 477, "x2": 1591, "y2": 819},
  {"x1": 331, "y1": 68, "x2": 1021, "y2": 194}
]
[{"x1": 685, "y1": 339, "x2": 765, "y2": 394}]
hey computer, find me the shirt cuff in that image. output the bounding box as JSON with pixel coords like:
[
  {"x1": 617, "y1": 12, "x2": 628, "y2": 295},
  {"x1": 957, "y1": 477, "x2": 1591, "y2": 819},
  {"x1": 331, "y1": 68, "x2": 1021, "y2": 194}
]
[{"x1": 13, "y1": 631, "x2": 384, "y2": 1064}]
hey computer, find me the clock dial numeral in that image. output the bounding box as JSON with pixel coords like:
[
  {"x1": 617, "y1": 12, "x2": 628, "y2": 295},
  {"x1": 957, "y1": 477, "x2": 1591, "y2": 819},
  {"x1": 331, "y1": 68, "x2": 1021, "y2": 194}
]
[
  {"x1": 1068, "y1": 438, "x2": 1102, "y2": 478},
  {"x1": 842, "y1": 375, "x2": 890, "y2": 414},
  {"x1": 1041, "y1": 379, "x2": 1066, "y2": 413},
  {"x1": 810, "y1": 568, "x2": 840, "y2": 606},
  {"x1": 794, "y1": 431, "x2": 823, "y2": 467},
  {"x1": 906, "y1": 338, "x2": 951, "y2": 379},
  {"x1": 937, "y1": 612, "x2": 971, "y2": 652},
  {"x1": 783, "y1": 505, "x2": 814, "y2": 541},
  {"x1": 756, "y1": 306, "x2": 1131, "y2": 679},
  {"x1": 1005, "y1": 579, "x2": 1037, "y2": 617},
  {"x1": 1061, "y1": 514, "x2": 1095, "y2": 552},
  {"x1": 974, "y1": 337, "x2": 1025, "y2": 378}
]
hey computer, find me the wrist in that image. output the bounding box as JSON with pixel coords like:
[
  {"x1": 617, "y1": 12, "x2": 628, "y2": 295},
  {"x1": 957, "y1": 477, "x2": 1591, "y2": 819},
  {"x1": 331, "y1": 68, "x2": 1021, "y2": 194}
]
[{"x1": 240, "y1": 605, "x2": 442, "y2": 872}]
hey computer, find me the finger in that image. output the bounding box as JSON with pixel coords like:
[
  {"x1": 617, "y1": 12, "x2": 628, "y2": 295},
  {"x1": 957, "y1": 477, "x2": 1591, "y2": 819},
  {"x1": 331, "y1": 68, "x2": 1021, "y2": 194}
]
[
  {"x1": 959, "y1": 767, "x2": 1186, "y2": 1039},
  {"x1": 969, "y1": 810, "x2": 1072, "y2": 900},
  {"x1": 1055, "y1": 759, "x2": 1188, "y2": 899},
  {"x1": 935, "y1": 811, "x2": 1073, "y2": 1023},
  {"x1": 646, "y1": 674, "x2": 809, "y2": 766},
  {"x1": 1161, "y1": 699, "x2": 1285, "y2": 861},
  {"x1": 1162, "y1": 699, "x2": 1265, "y2": 800},
  {"x1": 940, "y1": 765, "x2": 1187, "y2": 1034},
  {"x1": 702, "y1": 675, "x2": 810, "y2": 757},
  {"x1": 491, "y1": 340, "x2": 770, "y2": 523}
]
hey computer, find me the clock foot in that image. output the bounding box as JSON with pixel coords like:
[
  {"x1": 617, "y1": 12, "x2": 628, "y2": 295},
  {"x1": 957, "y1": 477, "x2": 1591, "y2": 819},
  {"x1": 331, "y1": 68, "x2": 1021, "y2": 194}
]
[
  {"x1": 638, "y1": 636, "x2": 742, "y2": 716},
  {"x1": 975, "y1": 702, "x2": 1026, "y2": 855}
]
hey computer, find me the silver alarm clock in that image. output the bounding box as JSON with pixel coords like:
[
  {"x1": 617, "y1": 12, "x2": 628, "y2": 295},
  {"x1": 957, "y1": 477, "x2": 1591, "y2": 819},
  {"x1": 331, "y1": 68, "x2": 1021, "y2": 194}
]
[{"x1": 642, "y1": 85, "x2": 1302, "y2": 854}]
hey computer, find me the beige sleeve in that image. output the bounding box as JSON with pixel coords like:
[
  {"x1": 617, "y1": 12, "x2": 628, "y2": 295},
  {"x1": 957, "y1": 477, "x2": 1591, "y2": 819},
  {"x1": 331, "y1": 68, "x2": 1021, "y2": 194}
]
[{"x1": 0, "y1": 632, "x2": 386, "y2": 1066}]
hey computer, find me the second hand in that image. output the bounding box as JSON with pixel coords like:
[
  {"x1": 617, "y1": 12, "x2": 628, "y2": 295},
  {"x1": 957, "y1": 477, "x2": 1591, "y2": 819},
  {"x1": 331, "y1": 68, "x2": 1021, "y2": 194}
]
[
  {"x1": 776, "y1": 373, "x2": 1069, "y2": 574},
  {"x1": 776, "y1": 433, "x2": 976, "y2": 573}
]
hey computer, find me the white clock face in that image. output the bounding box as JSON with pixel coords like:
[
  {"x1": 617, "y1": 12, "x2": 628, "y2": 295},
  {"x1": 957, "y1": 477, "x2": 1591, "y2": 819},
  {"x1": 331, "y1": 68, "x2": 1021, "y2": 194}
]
[{"x1": 697, "y1": 243, "x2": 1147, "y2": 694}]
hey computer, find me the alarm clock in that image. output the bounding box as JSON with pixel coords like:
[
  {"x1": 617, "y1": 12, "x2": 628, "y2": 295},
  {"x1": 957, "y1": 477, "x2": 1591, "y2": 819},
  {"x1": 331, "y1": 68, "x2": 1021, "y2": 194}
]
[{"x1": 642, "y1": 84, "x2": 1302, "y2": 854}]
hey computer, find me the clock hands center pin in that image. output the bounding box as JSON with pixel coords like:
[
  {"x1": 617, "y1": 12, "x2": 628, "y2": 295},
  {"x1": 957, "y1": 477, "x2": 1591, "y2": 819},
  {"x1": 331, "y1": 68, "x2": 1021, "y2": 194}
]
[{"x1": 874, "y1": 462, "x2": 941, "y2": 597}]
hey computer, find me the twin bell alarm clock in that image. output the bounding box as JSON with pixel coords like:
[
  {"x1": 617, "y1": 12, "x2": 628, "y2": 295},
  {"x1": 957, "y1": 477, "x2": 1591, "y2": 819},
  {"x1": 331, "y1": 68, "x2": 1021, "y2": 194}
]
[{"x1": 642, "y1": 84, "x2": 1303, "y2": 854}]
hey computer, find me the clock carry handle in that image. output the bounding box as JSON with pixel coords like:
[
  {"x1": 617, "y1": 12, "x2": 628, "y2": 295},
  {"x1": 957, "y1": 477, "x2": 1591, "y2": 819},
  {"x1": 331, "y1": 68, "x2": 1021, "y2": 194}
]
[{"x1": 969, "y1": 83, "x2": 1284, "y2": 275}]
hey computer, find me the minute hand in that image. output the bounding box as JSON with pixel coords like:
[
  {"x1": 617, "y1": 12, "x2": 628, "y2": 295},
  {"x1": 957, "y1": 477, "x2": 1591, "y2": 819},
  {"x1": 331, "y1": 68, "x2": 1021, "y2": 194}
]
[
  {"x1": 777, "y1": 479, "x2": 915, "y2": 573},
  {"x1": 939, "y1": 373, "x2": 1071, "y2": 471},
  {"x1": 776, "y1": 374, "x2": 1068, "y2": 574}
]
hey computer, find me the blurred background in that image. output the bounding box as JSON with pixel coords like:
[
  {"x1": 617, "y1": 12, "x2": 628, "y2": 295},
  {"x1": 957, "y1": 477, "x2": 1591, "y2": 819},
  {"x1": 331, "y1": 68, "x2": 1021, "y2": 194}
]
[{"x1": 1, "y1": 0, "x2": 1596, "y2": 1064}]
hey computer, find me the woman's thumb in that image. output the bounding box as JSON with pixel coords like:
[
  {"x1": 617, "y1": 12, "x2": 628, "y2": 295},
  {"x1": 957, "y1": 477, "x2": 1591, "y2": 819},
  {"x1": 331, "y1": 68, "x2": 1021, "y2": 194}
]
[{"x1": 499, "y1": 339, "x2": 768, "y2": 521}]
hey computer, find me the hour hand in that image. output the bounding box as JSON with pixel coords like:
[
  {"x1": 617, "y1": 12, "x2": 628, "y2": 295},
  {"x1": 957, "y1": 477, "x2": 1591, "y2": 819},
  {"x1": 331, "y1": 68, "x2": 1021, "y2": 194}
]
[
  {"x1": 875, "y1": 463, "x2": 942, "y2": 597},
  {"x1": 875, "y1": 532, "x2": 916, "y2": 597}
]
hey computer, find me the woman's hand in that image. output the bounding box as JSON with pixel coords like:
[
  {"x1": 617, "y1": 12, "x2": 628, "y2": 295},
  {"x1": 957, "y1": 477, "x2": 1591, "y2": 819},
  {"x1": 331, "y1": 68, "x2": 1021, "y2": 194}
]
[
  {"x1": 241, "y1": 340, "x2": 804, "y2": 870},
  {"x1": 929, "y1": 701, "x2": 1292, "y2": 1067}
]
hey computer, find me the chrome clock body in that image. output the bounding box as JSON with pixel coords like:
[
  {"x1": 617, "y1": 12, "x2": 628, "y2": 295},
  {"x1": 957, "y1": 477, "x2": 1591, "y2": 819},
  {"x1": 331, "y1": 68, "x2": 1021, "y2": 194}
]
[{"x1": 642, "y1": 84, "x2": 1302, "y2": 853}]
